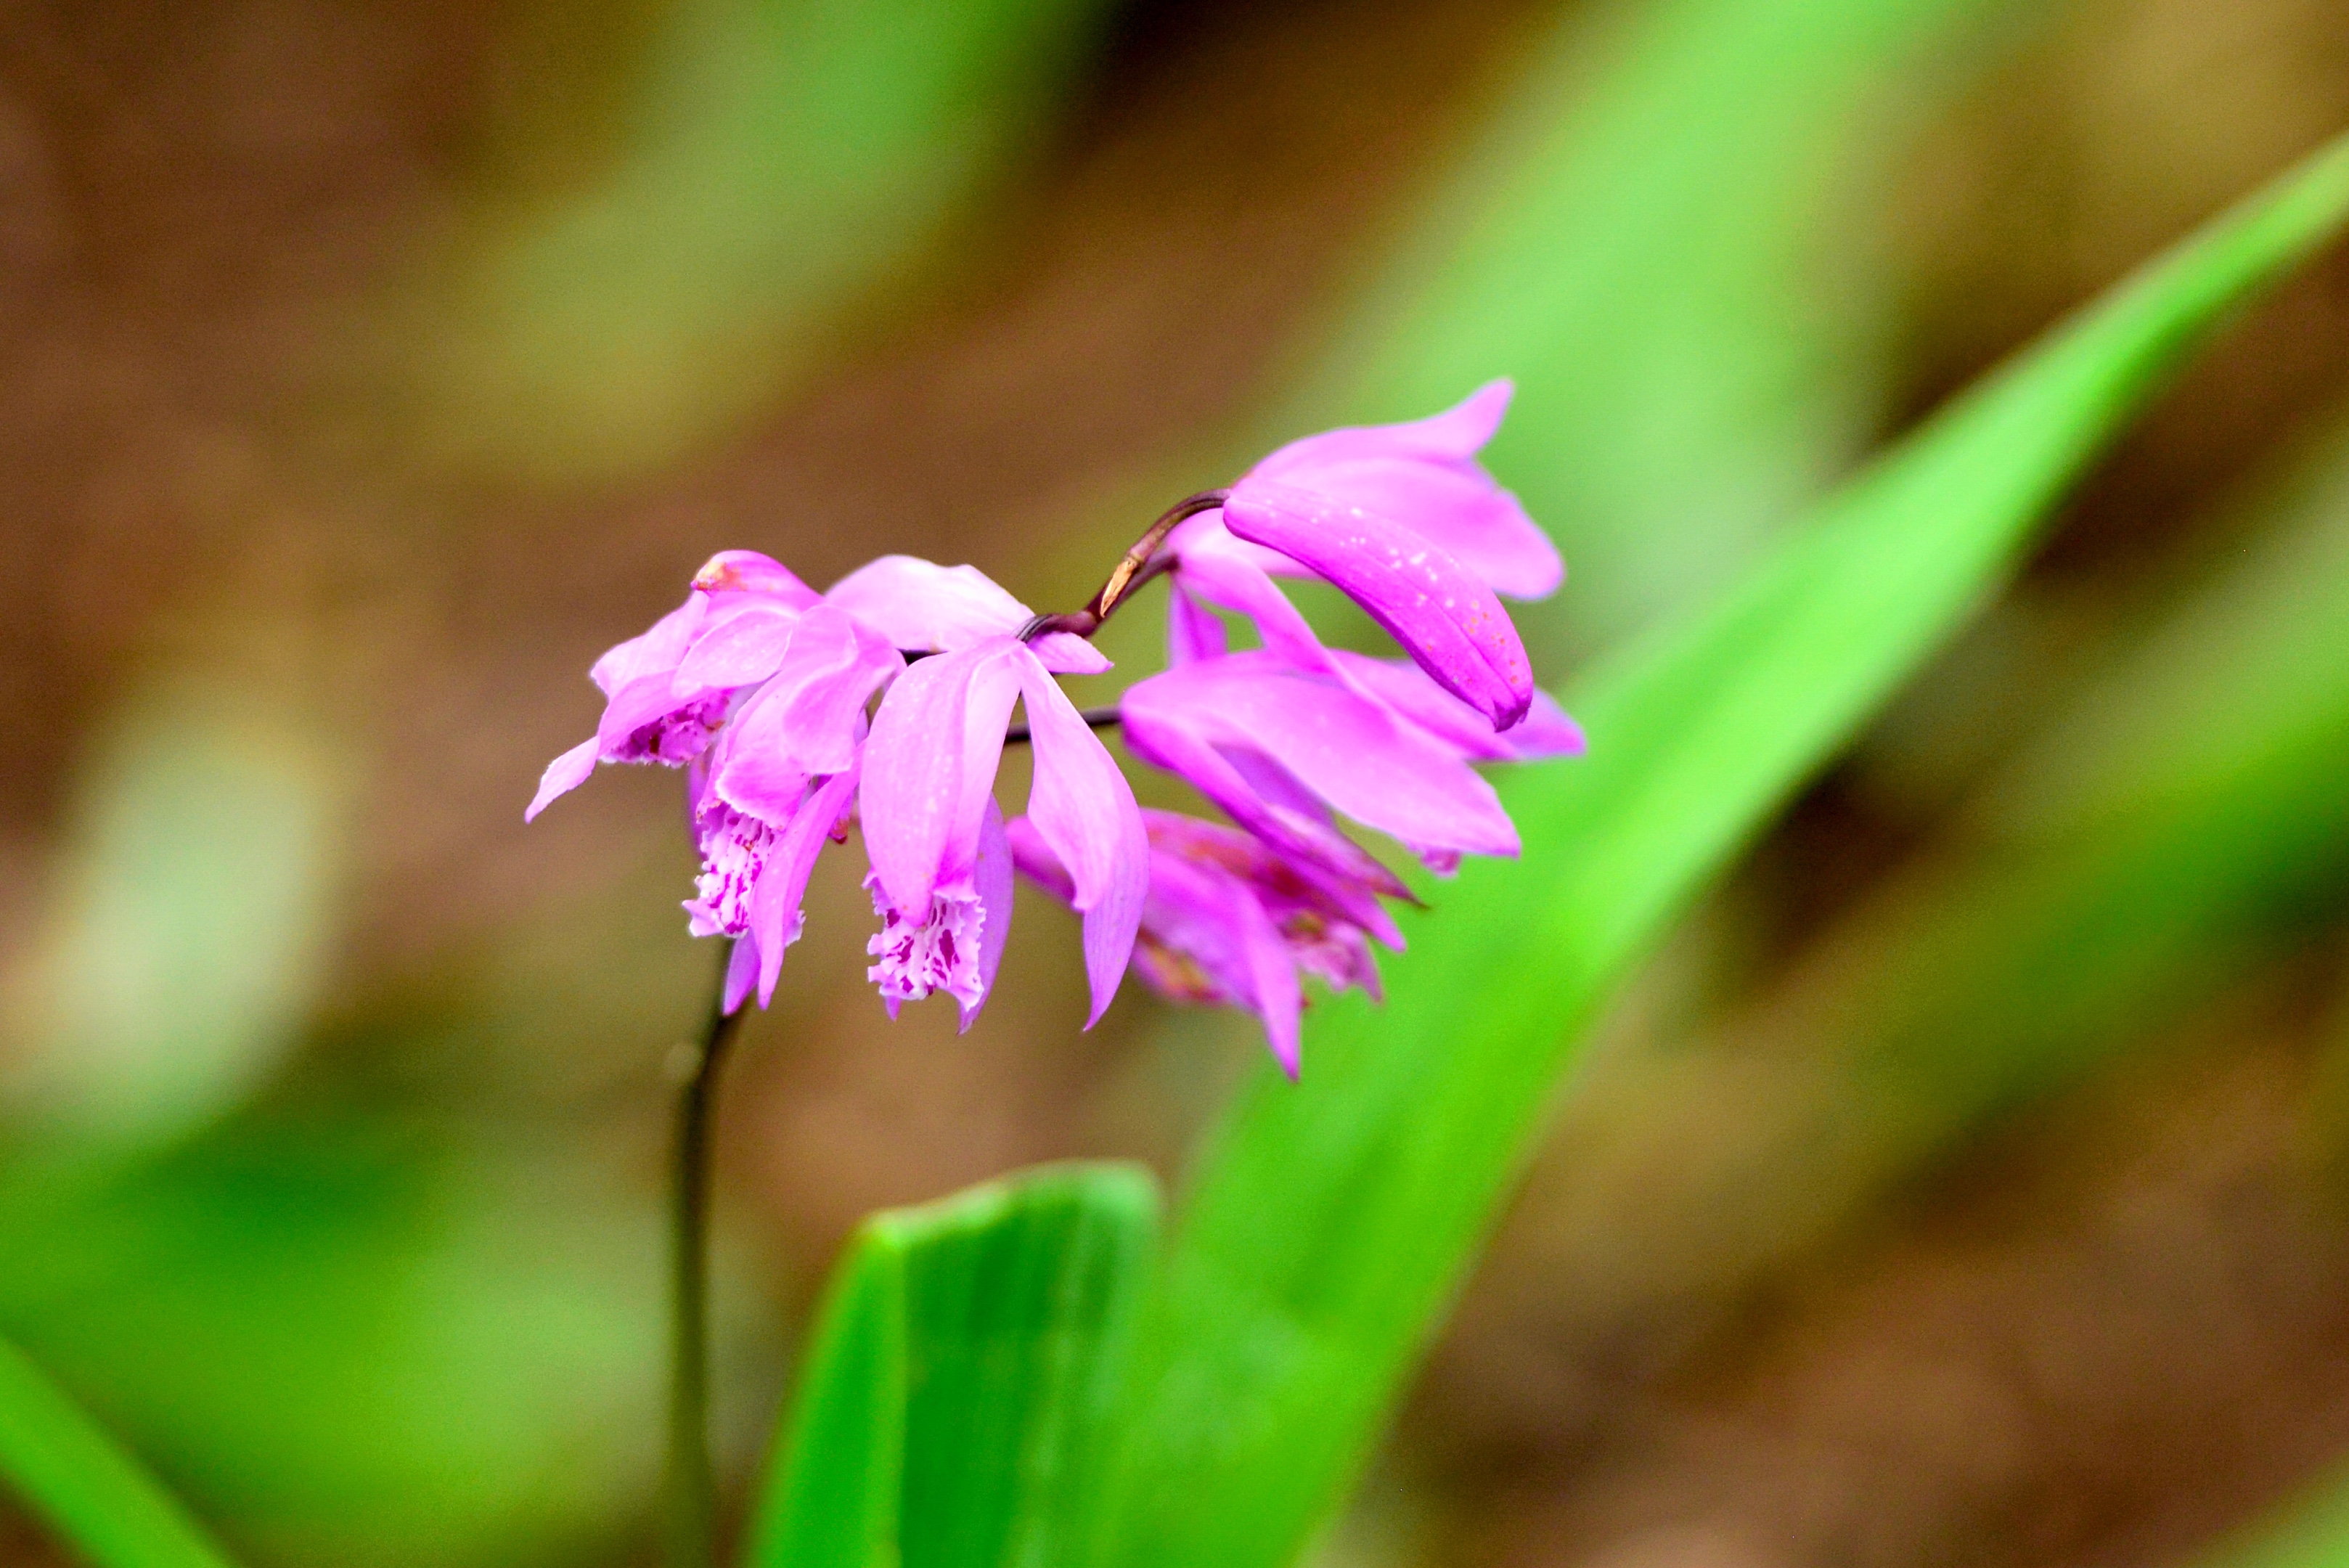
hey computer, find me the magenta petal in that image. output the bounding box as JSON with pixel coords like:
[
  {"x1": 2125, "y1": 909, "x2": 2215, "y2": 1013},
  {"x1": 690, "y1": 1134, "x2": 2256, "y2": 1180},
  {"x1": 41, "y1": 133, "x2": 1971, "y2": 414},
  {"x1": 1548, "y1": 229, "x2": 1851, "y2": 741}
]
[
  {"x1": 1005, "y1": 815, "x2": 1077, "y2": 902},
  {"x1": 1166, "y1": 581, "x2": 1227, "y2": 666},
  {"x1": 673, "y1": 604, "x2": 801, "y2": 697},
  {"x1": 1235, "y1": 891, "x2": 1304, "y2": 1078},
  {"x1": 722, "y1": 936, "x2": 760, "y2": 1015},
  {"x1": 1030, "y1": 632, "x2": 1113, "y2": 675},
  {"x1": 1222, "y1": 478, "x2": 1533, "y2": 730},
  {"x1": 526, "y1": 738, "x2": 600, "y2": 821},
  {"x1": 825, "y1": 556, "x2": 1031, "y2": 652},
  {"x1": 1172, "y1": 532, "x2": 1340, "y2": 675},
  {"x1": 751, "y1": 765, "x2": 860, "y2": 1006},
  {"x1": 1121, "y1": 685, "x2": 1405, "y2": 895},
  {"x1": 859, "y1": 639, "x2": 1024, "y2": 919},
  {"x1": 1275, "y1": 459, "x2": 1560, "y2": 598},
  {"x1": 1250, "y1": 380, "x2": 1513, "y2": 475},
  {"x1": 692, "y1": 550, "x2": 822, "y2": 605},
  {"x1": 1016, "y1": 651, "x2": 1147, "y2": 1026},
  {"x1": 1332, "y1": 652, "x2": 1585, "y2": 762},
  {"x1": 961, "y1": 802, "x2": 1016, "y2": 1032},
  {"x1": 1123, "y1": 653, "x2": 1519, "y2": 859},
  {"x1": 590, "y1": 596, "x2": 708, "y2": 696},
  {"x1": 716, "y1": 606, "x2": 898, "y2": 809}
]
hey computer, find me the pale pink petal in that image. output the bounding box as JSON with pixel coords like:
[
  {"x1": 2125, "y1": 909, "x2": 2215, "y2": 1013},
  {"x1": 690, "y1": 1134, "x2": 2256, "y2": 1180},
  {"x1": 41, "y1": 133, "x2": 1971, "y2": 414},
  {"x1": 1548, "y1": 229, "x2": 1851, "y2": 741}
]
[
  {"x1": 1016, "y1": 648, "x2": 1147, "y2": 1025},
  {"x1": 1249, "y1": 380, "x2": 1513, "y2": 475},
  {"x1": 1030, "y1": 632, "x2": 1113, "y2": 675},
  {"x1": 825, "y1": 556, "x2": 1030, "y2": 651},
  {"x1": 1166, "y1": 581, "x2": 1227, "y2": 666},
  {"x1": 691, "y1": 550, "x2": 822, "y2": 605},
  {"x1": 752, "y1": 764, "x2": 861, "y2": 1005},
  {"x1": 963, "y1": 801, "x2": 1016, "y2": 1032},
  {"x1": 1331, "y1": 652, "x2": 1585, "y2": 762},
  {"x1": 672, "y1": 603, "x2": 802, "y2": 698},
  {"x1": 858, "y1": 639, "x2": 1024, "y2": 919},
  {"x1": 722, "y1": 936, "x2": 760, "y2": 1016},
  {"x1": 1172, "y1": 531, "x2": 1340, "y2": 675},
  {"x1": 590, "y1": 596, "x2": 708, "y2": 695},
  {"x1": 525, "y1": 738, "x2": 600, "y2": 821}
]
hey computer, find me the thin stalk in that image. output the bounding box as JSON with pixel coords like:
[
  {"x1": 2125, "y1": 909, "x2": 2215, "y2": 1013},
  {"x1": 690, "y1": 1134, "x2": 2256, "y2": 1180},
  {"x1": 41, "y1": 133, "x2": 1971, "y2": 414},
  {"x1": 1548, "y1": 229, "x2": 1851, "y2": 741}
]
[{"x1": 668, "y1": 941, "x2": 745, "y2": 1568}]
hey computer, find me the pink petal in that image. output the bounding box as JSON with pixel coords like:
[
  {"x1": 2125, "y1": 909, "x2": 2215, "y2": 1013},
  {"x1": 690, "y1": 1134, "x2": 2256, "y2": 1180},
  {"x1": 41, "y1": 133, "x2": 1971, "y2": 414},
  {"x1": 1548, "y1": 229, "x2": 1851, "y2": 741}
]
[
  {"x1": 1172, "y1": 531, "x2": 1340, "y2": 676},
  {"x1": 722, "y1": 936, "x2": 760, "y2": 1016},
  {"x1": 1166, "y1": 581, "x2": 1227, "y2": 666},
  {"x1": 858, "y1": 640, "x2": 1024, "y2": 920},
  {"x1": 1272, "y1": 458, "x2": 1560, "y2": 599},
  {"x1": 525, "y1": 738, "x2": 600, "y2": 821},
  {"x1": 1249, "y1": 380, "x2": 1513, "y2": 476},
  {"x1": 1123, "y1": 653, "x2": 1519, "y2": 859},
  {"x1": 672, "y1": 603, "x2": 802, "y2": 698},
  {"x1": 963, "y1": 802, "x2": 1016, "y2": 1032},
  {"x1": 1331, "y1": 652, "x2": 1585, "y2": 762},
  {"x1": 590, "y1": 596, "x2": 708, "y2": 696},
  {"x1": 1222, "y1": 478, "x2": 1533, "y2": 730},
  {"x1": 692, "y1": 550, "x2": 822, "y2": 605},
  {"x1": 1016, "y1": 649, "x2": 1147, "y2": 1026},
  {"x1": 825, "y1": 556, "x2": 1030, "y2": 652},
  {"x1": 752, "y1": 764, "x2": 862, "y2": 1006},
  {"x1": 1005, "y1": 815, "x2": 1077, "y2": 903}
]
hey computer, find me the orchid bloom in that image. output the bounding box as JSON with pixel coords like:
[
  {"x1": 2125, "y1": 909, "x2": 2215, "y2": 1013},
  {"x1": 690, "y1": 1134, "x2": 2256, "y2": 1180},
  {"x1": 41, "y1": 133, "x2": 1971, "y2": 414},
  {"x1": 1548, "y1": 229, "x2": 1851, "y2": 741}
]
[
  {"x1": 528, "y1": 380, "x2": 1578, "y2": 1066},
  {"x1": 1009, "y1": 810, "x2": 1399, "y2": 1076},
  {"x1": 859, "y1": 634, "x2": 1143, "y2": 1031}
]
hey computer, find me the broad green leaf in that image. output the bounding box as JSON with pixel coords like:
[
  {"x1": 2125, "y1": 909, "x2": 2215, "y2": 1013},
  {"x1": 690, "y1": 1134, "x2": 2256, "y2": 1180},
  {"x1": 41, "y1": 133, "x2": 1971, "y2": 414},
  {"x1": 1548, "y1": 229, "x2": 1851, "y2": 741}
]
[
  {"x1": 0, "y1": 1333, "x2": 239, "y2": 1568},
  {"x1": 1099, "y1": 131, "x2": 2349, "y2": 1568},
  {"x1": 751, "y1": 1161, "x2": 1159, "y2": 1568}
]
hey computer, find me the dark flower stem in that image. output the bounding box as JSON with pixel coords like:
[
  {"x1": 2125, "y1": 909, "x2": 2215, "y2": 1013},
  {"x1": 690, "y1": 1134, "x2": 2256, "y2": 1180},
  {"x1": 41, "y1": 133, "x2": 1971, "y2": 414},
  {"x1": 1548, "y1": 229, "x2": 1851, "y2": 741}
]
[
  {"x1": 669, "y1": 941, "x2": 745, "y2": 1568},
  {"x1": 1017, "y1": 489, "x2": 1227, "y2": 644}
]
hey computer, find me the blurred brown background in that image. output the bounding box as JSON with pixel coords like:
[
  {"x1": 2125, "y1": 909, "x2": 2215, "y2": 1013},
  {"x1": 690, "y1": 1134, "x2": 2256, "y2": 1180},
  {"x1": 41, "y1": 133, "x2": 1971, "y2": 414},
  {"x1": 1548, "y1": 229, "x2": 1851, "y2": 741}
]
[{"x1": 5, "y1": 0, "x2": 2349, "y2": 1564}]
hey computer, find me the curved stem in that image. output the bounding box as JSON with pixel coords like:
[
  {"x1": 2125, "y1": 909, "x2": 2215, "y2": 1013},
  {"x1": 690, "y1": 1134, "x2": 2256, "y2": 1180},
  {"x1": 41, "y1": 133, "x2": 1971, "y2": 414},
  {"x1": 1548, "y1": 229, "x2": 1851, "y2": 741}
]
[
  {"x1": 1019, "y1": 489, "x2": 1227, "y2": 642},
  {"x1": 668, "y1": 941, "x2": 745, "y2": 1568}
]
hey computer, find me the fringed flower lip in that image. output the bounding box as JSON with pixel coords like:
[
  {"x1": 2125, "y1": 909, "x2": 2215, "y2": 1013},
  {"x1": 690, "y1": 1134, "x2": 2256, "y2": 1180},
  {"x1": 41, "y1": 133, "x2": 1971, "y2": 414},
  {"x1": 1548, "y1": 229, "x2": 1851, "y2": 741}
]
[{"x1": 528, "y1": 380, "x2": 1580, "y2": 1068}]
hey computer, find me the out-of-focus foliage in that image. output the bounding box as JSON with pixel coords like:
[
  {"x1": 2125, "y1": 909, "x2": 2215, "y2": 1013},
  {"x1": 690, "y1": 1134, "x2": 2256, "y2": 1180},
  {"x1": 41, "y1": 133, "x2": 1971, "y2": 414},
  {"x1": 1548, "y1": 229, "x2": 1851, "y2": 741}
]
[
  {"x1": 751, "y1": 1163, "x2": 1156, "y2": 1568},
  {"x1": 1294, "y1": 0, "x2": 2014, "y2": 645},
  {"x1": 423, "y1": 0, "x2": 1122, "y2": 483},
  {"x1": 1096, "y1": 134, "x2": 2349, "y2": 1568},
  {"x1": 0, "y1": 1334, "x2": 237, "y2": 1568}
]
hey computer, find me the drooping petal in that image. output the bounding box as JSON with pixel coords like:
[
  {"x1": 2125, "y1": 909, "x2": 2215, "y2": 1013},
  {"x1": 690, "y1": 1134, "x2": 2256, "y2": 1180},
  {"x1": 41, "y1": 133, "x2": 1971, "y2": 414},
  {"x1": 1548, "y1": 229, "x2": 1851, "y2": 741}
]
[
  {"x1": 1330, "y1": 651, "x2": 1585, "y2": 762},
  {"x1": 1171, "y1": 529, "x2": 1341, "y2": 675},
  {"x1": 752, "y1": 764, "x2": 862, "y2": 1006},
  {"x1": 722, "y1": 935, "x2": 761, "y2": 1016},
  {"x1": 1122, "y1": 653, "x2": 1519, "y2": 860},
  {"x1": 714, "y1": 607, "x2": 900, "y2": 814},
  {"x1": 1119, "y1": 684, "x2": 1405, "y2": 895},
  {"x1": 1221, "y1": 479, "x2": 1533, "y2": 730},
  {"x1": 1165, "y1": 581, "x2": 1227, "y2": 666},
  {"x1": 825, "y1": 555, "x2": 1024, "y2": 650},
  {"x1": 963, "y1": 801, "x2": 1016, "y2": 1031},
  {"x1": 525, "y1": 738, "x2": 602, "y2": 820},
  {"x1": 1004, "y1": 814, "x2": 1075, "y2": 902},
  {"x1": 858, "y1": 639, "x2": 1024, "y2": 920},
  {"x1": 1262, "y1": 459, "x2": 1559, "y2": 598},
  {"x1": 1249, "y1": 379, "x2": 1515, "y2": 475},
  {"x1": 671, "y1": 603, "x2": 802, "y2": 698},
  {"x1": 1016, "y1": 648, "x2": 1147, "y2": 1025}
]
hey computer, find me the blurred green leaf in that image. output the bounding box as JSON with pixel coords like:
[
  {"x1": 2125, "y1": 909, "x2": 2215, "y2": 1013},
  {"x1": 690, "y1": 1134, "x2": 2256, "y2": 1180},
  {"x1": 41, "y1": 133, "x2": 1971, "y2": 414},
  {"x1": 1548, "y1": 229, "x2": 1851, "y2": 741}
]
[
  {"x1": 751, "y1": 1161, "x2": 1159, "y2": 1568},
  {"x1": 0, "y1": 1114, "x2": 664, "y2": 1568},
  {"x1": 429, "y1": 0, "x2": 1116, "y2": 483},
  {"x1": 0, "y1": 1333, "x2": 240, "y2": 1568},
  {"x1": 1, "y1": 687, "x2": 343, "y2": 1155},
  {"x1": 1521, "y1": 396, "x2": 2349, "y2": 1360},
  {"x1": 1298, "y1": 0, "x2": 2030, "y2": 647},
  {"x1": 1098, "y1": 131, "x2": 2349, "y2": 1568}
]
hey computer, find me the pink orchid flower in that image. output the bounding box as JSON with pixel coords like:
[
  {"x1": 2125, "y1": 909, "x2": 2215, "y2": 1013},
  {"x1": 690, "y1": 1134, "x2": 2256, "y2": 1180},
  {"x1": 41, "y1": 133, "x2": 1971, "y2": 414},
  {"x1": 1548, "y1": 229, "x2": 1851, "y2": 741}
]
[{"x1": 1009, "y1": 810, "x2": 1400, "y2": 1077}]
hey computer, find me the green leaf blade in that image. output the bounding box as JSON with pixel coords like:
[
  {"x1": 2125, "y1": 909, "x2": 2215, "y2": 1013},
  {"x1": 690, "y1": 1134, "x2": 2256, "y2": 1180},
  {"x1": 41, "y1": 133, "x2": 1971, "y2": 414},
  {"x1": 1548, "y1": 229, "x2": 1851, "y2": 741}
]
[
  {"x1": 751, "y1": 1161, "x2": 1159, "y2": 1568},
  {"x1": 1100, "y1": 130, "x2": 2349, "y2": 1568},
  {"x1": 0, "y1": 1334, "x2": 240, "y2": 1568}
]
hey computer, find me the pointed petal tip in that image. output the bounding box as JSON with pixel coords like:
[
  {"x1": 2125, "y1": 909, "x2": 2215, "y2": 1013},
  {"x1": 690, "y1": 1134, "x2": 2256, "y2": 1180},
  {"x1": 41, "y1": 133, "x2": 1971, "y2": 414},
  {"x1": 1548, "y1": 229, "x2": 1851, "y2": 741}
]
[{"x1": 526, "y1": 738, "x2": 601, "y2": 822}]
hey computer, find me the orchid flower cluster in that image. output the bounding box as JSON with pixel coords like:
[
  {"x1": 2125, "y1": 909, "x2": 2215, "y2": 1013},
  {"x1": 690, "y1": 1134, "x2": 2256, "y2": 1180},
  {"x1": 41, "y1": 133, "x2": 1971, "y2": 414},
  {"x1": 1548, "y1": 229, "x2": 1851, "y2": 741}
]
[{"x1": 528, "y1": 382, "x2": 1581, "y2": 1073}]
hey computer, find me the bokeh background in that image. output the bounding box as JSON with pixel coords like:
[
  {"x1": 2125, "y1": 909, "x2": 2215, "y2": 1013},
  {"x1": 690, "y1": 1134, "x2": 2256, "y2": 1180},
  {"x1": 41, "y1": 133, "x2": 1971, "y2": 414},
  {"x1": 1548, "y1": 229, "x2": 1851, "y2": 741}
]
[{"x1": 5, "y1": 1, "x2": 2349, "y2": 1564}]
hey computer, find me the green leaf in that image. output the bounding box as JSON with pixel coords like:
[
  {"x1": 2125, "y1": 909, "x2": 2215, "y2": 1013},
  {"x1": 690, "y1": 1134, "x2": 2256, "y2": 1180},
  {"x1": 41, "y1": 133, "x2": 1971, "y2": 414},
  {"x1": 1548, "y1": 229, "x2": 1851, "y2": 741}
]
[
  {"x1": 751, "y1": 1161, "x2": 1159, "y2": 1568},
  {"x1": 1098, "y1": 130, "x2": 2349, "y2": 1568},
  {"x1": 0, "y1": 1333, "x2": 239, "y2": 1568}
]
